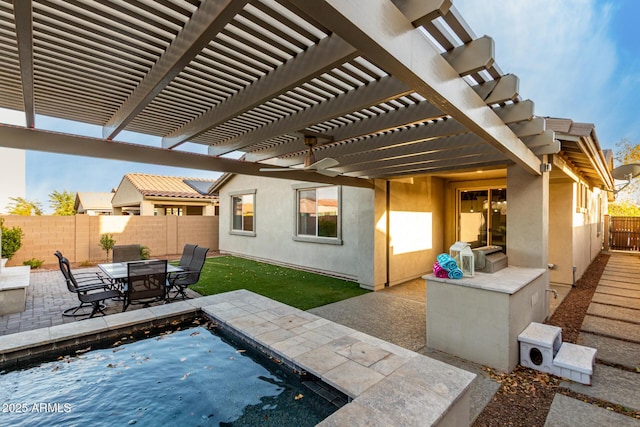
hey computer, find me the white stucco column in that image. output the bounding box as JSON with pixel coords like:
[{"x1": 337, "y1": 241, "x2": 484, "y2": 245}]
[
  {"x1": 507, "y1": 163, "x2": 550, "y2": 317},
  {"x1": 140, "y1": 201, "x2": 155, "y2": 216},
  {"x1": 506, "y1": 164, "x2": 549, "y2": 268}
]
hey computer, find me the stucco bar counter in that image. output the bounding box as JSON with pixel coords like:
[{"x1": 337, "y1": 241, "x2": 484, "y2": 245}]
[{"x1": 424, "y1": 267, "x2": 547, "y2": 373}]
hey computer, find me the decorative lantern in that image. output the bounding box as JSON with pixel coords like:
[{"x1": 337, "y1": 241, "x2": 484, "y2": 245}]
[
  {"x1": 449, "y1": 241, "x2": 474, "y2": 277},
  {"x1": 460, "y1": 244, "x2": 475, "y2": 277}
]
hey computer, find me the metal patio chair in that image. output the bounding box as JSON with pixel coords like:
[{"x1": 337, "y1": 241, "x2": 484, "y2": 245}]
[
  {"x1": 167, "y1": 246, "x2": 209, "y2": 301},
  {"x1": 123, "y1": 260, "x2": 168, "y2": 311},
  {"x1": 176, "y1": 243, "x2": 197, "y2": 270},
  {"x1": 59, "y1": 257, "x2": 121, "y2": 318},
  {"x1": 112, "y1": 244, "x2": 141, "y2": 263},
  {"x1": 55, "y1": 251, "x2": 113, "y2": 317}
]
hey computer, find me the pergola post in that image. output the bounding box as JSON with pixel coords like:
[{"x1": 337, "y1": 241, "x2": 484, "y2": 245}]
[{"x1": 507, "y1": 161, "x2": 550, "y2": 316}]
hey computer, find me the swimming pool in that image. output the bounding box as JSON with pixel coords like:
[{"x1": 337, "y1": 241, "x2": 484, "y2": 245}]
[{"x1": 0, "y1": 326, "x2": 338, "y2": 426}]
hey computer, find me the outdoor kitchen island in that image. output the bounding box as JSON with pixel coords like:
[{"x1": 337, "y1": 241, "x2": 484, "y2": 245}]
[{"x1": 424, "y1": 266, "x2": 547, "y2": 373}]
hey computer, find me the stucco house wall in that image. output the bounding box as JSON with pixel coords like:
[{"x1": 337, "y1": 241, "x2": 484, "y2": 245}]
[
  {"x1": 218, "y1": 174, "x2": 376, "y2": 286},
  {"x1": 218, "y1": 174, "x2": 447, "y2": 290},
  {"x1": 548, "y1": 181, "x2": 606, "y2": 286},
  {"x1": 111, "y1": 178, "x2": 143, "y2": 211},
  {"x1": 385, "y1": 177, "x2": 446, "y2": 287},
  {"x1": 549, "y1": 182, "x2": 574, "y2": 284}
]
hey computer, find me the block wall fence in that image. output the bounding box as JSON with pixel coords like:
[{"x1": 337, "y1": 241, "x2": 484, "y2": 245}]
[{"x1": 1, "y1": 215, "x2": 219, "y2": 266}]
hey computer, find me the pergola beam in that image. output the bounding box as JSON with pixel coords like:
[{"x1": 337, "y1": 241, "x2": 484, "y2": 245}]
[
  {"x1": 245, "y1": 98, "x2": 446, "y2": 162},
  {"x1": 392, "y1": 0, "x2": 452, "y2": 26},
  {"x1": 348, "y1": 151, "x2": 506, "y2": 178},
  {"x1": 207, "y1": 75, "x2": 411, "y2": 156},
  {"x1": 102, "y1": 0, "x2": 249, "y2": 140},
  {"x1": 277, "y1": 118, "x2": 469, "y2": 167},
  {"x1": 0, "y1": 124, "x2": 373, "y2": 188},
  {"x1": 335, "y1": 135, "x2": 492, "y2": 173},
  {"x1": 493, "y1": 100, "x2": 534, "y2": 124},
  {"x1": 441, "y1": 35, "x2": 495, "y2": 77},
  {"x1": 13, "y1": 0, "x2": 35, "y2": 128},
  {"x1": 472, "y1": 74, "x2": 519, "y2": 105},
  {"x1": 162, "y1": 33, "x2": 358, "y2": 148},
  {"x1": 286, "y1": 0, "x2": 541, "y2": 175}
]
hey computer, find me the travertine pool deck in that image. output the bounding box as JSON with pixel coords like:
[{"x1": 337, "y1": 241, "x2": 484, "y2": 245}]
[{"x1": 0, "y1": 290, "x2": 476, "y2": 426}]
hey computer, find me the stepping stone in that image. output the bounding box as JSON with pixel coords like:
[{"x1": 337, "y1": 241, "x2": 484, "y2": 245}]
[
  {"x1": 587, "y1": 303, "x2": 640, "y2": 324},
  {"x1": 598, "y1": 279, "x2": 640, "y2": 291},
  {"x1": 562, "y1": 364, "x2": 640, "y2": 412},
  {"x1": 544, "y1": 393, "x2": 640, "y2": 427},
  {"x1": 596, "y1": 286, "x2": 640, "y2": 299},
  {"x1": 592, "y1": 293, "x2": 640, "y2": 310},
  {"x1": 581, "y1": 315, "x2": 640, "y2": 343},
  {"x1": 578, "y1": 332, "x2": 640, "y2": 370}
]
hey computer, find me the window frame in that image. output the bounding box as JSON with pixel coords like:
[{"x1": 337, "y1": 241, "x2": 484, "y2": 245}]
[
  {"x1": 229, "y1": 189, "x2": 256, "y2": 236},
  {"x1": 292, "y1": 184, "x2": 342, "y2": 245}
]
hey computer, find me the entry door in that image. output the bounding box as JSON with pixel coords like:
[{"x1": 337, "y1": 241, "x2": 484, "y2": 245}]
[{"x1": 459, "y1": 188, "x2": 507, "y2": 251}]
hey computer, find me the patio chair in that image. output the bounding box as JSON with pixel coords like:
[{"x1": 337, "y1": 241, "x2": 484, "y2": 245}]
[
  {"x1": 55, "y1": 251, "x2": 114, "y2": 317},
  {"x1": 112, "y1": 244, "x2": 142, "y2": 263},
  {"x1": 167, "y1": 246, "x2": 209, "y2": 301},
  {"x1": 59, "y1": 258, "x2": 121, "y2": 318},
  {"x1": 123, "y1": 260, "x2": 167, "y2": 311},
  {"x1": 54, "y1": 250, "x2": 105, "y2": 282},
  {"x1": 177, "y1": 244, "x2": 197, "y2": 270}
]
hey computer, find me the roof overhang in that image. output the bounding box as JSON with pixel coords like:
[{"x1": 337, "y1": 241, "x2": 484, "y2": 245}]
[{"x1": 546, "y1": 118, "x2": 614, "y2": 190}]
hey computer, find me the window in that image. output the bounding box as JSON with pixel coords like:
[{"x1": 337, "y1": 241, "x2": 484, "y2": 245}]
[
  {"x1": 576, "y1": 182, "x2": 588, "y2": 213},
  {"x1": 295, "y1": 185, "x2": 341, "y2": 243},
  {"x1": 165, "y1": 207, "x2": 182, "y2": 216},
  {"x1": 230, "y1": 191, "x2": 255, "y2": 235}
]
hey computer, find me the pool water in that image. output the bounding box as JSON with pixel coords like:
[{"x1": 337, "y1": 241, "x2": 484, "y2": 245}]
[{"x1": 0, "y1": 327, "x2": 338, "y2": 426}]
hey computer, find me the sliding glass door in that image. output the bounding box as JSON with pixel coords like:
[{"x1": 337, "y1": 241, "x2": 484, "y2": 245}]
[{"x1": 458, "y1": 188, "x2": 507, "y2": 251}]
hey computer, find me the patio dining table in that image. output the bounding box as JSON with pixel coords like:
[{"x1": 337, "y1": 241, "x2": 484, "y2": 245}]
[{"x1": 98, "y1": 260, "x2": 182, "y2": 281}]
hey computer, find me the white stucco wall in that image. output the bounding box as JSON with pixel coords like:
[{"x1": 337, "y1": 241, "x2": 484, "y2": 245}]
[
  {"x1": 386, "y1": 177, "x2": 445, "y2": 286},
  {"x1": 549, "y1": 180, "x2": 605, "y2": 285},
  {"x1": 0, "y1": 148, "x2": 26, "y2": 214},
  {"x1": 549, "y1": 182, "x2": 574, "y2": 284},
  {"x1": 572, "y1": 186, "x2": 604, "y2": 280},
  {"x1": 218, "y1": 174, "x2": 376, "y2": 286},
  {"x1": 111, "y1": 178, "x2": 143, "y2": 208}
]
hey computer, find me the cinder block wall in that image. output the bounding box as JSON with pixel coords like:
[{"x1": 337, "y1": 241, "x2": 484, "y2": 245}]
[{"x1": 2, "y1": 215, "x2": 219, "y2": 266}]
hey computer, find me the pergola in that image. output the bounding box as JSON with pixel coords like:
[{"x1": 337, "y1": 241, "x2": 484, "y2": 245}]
[{"x1": 0, "y1": 0, "x2": 558, "y2": 189}]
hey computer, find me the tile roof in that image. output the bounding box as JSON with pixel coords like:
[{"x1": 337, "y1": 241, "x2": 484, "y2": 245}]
[{"x1": 125, "y1": 173, "x2": 218, "y2": 200}]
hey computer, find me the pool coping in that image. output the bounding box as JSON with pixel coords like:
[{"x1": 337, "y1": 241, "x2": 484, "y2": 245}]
[{"x1": 0, "y1": 290, "x2": 476, "y2": 426}]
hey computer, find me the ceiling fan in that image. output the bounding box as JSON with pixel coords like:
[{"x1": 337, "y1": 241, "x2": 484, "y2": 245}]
[{"x1": 259, "y1": 135, "x2": 341, "y2": 177}]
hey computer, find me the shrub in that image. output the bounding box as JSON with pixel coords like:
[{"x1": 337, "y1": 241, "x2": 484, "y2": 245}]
[
  {"x1": 1, "y1": 218, "x2": 24, "y2": 260},
  {"x1": 140, "y1": 245, "x2": 151, "y2": 260},
  {"x1": 99, "y1": 234, "x2": 116, "y2": 262},
  {"x1": 23, "y1": 258, "x2": 44, "y2": 269},
  {"x1": 79, "y1": 260, "x2": 94, "y2": 267}
]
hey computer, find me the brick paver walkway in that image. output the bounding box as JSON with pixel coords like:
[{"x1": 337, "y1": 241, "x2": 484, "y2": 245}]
[{"x1": 0, "y1": 267, "x2": 198, "y2": 336}]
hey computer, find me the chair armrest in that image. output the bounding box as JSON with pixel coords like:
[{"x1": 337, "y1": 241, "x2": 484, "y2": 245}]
[
  {"x1": 75, "y1": 278, "x2": 112, "y2": 292},
  {"x1": 168, "y1": 270, "x2": 196, "y2": 282}
]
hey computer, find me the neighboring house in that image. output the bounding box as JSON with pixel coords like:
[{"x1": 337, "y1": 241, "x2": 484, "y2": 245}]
[
  {"x1": 0, "y1": 147, "x2": 25, "y2": 214},
  {"x1": 111, "y1": 173, "x2": 218, "y2": 216},
  {"x1": 212, "y1": 117, "x2": 613, "y2": 292},
  {"x1": 74, "y1": 192, "x2": 114, "y2": 215}
]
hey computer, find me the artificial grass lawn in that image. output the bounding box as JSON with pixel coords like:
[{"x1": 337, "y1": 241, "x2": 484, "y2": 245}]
[{"x1": 189, "y1": 256, "x2": 369, "y2": 310}]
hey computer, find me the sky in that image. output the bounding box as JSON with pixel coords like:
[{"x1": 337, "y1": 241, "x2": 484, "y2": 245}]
[{"x1": 1, "y1": 0, "x2": 639, "y2": 213}]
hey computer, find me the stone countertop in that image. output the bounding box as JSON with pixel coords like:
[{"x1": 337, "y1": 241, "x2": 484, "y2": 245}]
[
  {"x1": 423, "y1": 266, "x2": 546, "y2": 294},
  {"x1": 0, "y1": 265, "x2": 31, "y2": 290}
]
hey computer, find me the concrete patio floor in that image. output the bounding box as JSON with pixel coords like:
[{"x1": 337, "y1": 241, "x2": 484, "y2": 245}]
[{"x1": 1, "y1": 253, "x2": 639, "y2": 425}]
